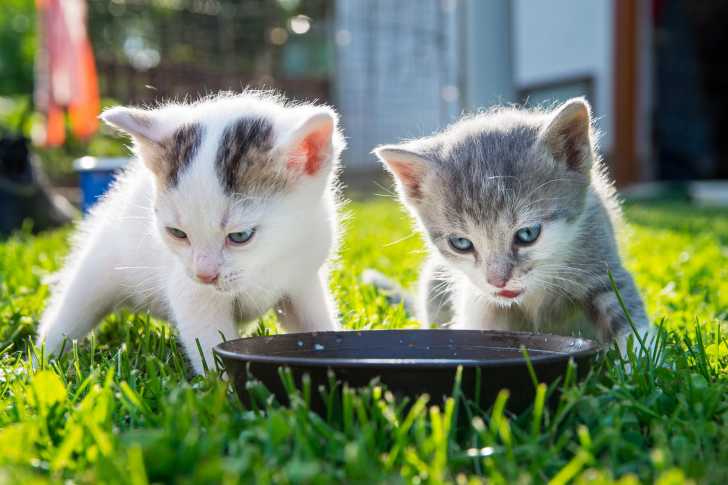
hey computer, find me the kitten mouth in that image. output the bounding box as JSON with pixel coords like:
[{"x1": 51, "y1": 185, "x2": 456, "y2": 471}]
[{"x1": 495, "y1": 289, "x2": 522, "y2": 299}]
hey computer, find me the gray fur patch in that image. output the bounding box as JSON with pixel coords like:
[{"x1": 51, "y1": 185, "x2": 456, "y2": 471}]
[
  {"x1": 417, "y1": 113, "x2": 589, "y2": 230},
  {"x1": 155, "y1": 123, "x2": 204, "y2": 188},
  {"x1": 215, "y1": 117, "x2": 282, "y2": 195}
]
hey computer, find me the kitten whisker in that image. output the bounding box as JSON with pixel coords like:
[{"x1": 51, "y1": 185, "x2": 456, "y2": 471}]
[
  {"x1": 430, "y1": 279, "x2": 453, "y2": 301},
  {"x1": 534, "y1": 264, "x2": 603, "y2": 280},
  {"x1": 524, "y1": 178, "x2": 580, "y2": 200},
  {"x1": 372, "y1": 180, "x2": 399, "y2": 199},
  {"x1": 115, "y1": 275, "x2": 164, "y2": 312},
  {"x1": 383, "y1": 231, "x2": 420, "y2": 248},
  {"x1": 527, "y1": 275, "x2": 577, "y2": 306},
  {"x1": 518, "y1": 196, "x2": 566, "y2": 212}
]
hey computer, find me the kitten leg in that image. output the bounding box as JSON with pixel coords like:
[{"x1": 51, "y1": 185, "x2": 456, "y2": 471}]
[
  {"x1": 166, "y1": 272, "x2": 238, "y2": 374},
  {"x1": 585, "y1": 268, "x2": 650, "y2": 349},
  {"x1": 277, "y1": 270, "x2": 338, "y2": 332},
  {"x1": 37, "y1": 243, "x2": 121, "y2": 356},
  {"x1": 417, "y1": 258, "x2": 454, "y2": 328}
]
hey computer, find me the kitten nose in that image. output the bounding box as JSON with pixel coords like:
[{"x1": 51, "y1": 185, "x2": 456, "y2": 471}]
[
  {"x1": 486, "y1": 262, "x2": 513, "y2": 288},
  {"x1": 487, "y1": 275, "x2": 509, "y2": 288},
  {"x1": 194, "y1": 252, "x2": 221, "y2": 285},
  {"x1": 196, "y1": 272, "x2": 219, "y2": 285}
]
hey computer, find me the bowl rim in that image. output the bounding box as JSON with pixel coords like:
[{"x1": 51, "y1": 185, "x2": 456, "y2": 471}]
[{"x1": 213, "y1": 329, "x2": 604, "y2": 369}]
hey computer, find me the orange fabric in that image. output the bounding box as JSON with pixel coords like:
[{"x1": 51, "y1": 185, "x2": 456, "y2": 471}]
[
  {"x1": 69, "y1": 40, "x2": 100, "y2": 139},
  {"x1": 34, "y1": 0, "x2": 100, "y2": 146},
  {"x1": 45, "y1": 104, "x2": 65, "y2": 147}
]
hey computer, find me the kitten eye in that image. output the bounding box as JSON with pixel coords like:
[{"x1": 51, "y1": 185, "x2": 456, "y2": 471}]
[
  {"x1": 514, "y1": 224, "x2": 542, "y2": 245},
  {"x1": 447, "y1": 235, "x2": 474, "y2": 253},
  {"x1": 228, "y1": 228, "x2": 256, "y2": 245},
  {"x1": 166, "y1": 227, "x2": 187, "y2": 240}
]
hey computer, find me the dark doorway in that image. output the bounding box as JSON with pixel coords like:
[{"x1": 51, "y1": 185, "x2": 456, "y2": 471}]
[{"x1": 652, "y1": 0, "x2": 727, "y2": 181}]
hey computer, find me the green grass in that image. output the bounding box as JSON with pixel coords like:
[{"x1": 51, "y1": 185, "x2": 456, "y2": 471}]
[{"x1": 0, "y1": 199, "x2": 726, "y2": 484}]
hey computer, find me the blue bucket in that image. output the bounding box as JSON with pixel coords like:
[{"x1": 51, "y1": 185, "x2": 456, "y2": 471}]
[{"x1": 73, "y1": 157, "x2": 130, "y2": 213}]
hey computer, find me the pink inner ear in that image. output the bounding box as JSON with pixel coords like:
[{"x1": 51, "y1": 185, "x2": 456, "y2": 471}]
[
  {"x1": 287, "y1": 125, "x2": 332, "y2": 176},
  {"x1": 390, "y1": 160, "x2": 424, "y2": 199}
]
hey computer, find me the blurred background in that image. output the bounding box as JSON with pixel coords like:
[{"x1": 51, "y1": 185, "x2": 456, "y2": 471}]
[{"x1": 1, "y1": 0, "x2": 727, "y2": 233}]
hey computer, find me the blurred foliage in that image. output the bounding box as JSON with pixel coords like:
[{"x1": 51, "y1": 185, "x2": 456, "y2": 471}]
[
  {"x1": 0, "y1": 0, "x2": 35, "y2": 96},
  {"x1": 0, "y1": 0, "x2": 128, "y2": 180},
  {"x1": 88, "y1": 0, "x2": 273, "y2": 71},
  {"x1": 0, "y1": 0, "x2": 333, "y2": 179},
  {"x1": 86, "y1": 0, "x2": 331, "y2": 73}
]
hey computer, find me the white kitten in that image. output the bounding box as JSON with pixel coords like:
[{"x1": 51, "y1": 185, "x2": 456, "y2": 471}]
[{"x1": 37, "y1": 92, "x2": 345, "y2": 373}]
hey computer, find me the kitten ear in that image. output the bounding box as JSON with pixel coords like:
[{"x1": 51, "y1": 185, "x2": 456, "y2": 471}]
[
  {"x1": 374, "y1": 146, "x2": 430, "y2": 200},
  {"x1": 100, "y1": 106, "x2": 165, "y2": 144},
  {"x1": 279, "y1": 110, "x2": 337, "y2": 177},
  {"x1": 540, "y1": 98, "x2": 593, "y2": 173},
  {"x1": 100, "y1": 106, "x2": 203, "y2": 184}
]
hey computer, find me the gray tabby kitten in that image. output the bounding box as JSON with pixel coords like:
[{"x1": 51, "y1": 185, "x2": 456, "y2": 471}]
[{"x1": 374, "y1": 98, "x2": 649, "y2": 345}]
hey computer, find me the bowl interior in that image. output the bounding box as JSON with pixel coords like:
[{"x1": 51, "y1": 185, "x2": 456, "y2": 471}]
[{"x1": 215, "y1": 329, "x2": 600, "y2": 366}]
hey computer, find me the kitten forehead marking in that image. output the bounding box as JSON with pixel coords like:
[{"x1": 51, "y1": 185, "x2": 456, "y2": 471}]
[
  {"x1": 160, "y1": 122, "x2": 204, "y2": 188},
  {"x1": 215, "y1": 116, "x2": 280, "y2": 195},
  {"x1": 418, "y1": 112, "x2": 589, "y2": 229}
]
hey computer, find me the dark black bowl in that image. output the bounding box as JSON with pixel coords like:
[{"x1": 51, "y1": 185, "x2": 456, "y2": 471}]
[{"x1": 214, "y1": 329, "x2": 602, "y2": 413}]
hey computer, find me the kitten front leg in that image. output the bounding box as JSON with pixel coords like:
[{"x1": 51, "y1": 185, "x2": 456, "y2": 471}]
[
  {"x1": 417, "y1": 258, "x2": 454, "y2": 328},
  {"x1": 276, "y1": 270, "x2": 338, "y2": 332},
  {"x1": 37, "y1": 242, "x2": 121, "y2": 357},
  {"x1": 451, "y1": 287, "x2": 497, "y2": 330},
  {"x1": 585, "y1": 267, "x2": 650, "y2": 348},
  {"x1": 166, "y1": 271, "x2": 238, "y2": 374}
]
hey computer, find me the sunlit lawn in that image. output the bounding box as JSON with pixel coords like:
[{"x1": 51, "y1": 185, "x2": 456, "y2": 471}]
[{"x1": 0, "y1": 198, "x2": 726, "y2": 483}]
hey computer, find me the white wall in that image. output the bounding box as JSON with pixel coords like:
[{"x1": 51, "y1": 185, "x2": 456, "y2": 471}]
[
  {"x1": 334, "y1": 0, "x2": 460, "y2": 169},
  {"x1": 461, "y1": 0, "x2": 515, "y2": 109},
  {"x1": 333, "y1": 0, "x2": 623, "y2": 166},
  {"x1": 512, "y1": 0, "x2": 614, "y2": 148}
]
